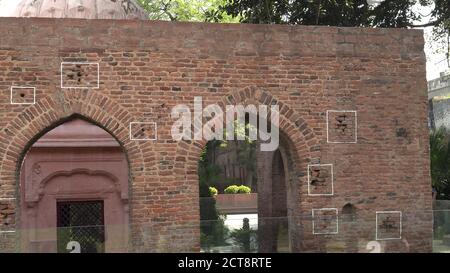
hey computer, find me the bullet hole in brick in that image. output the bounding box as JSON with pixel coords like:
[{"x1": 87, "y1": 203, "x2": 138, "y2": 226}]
[
  {"x1": 335, "y1": 114, "x2": 349, "y2": 133},
  {"x1": 342, "y1": 203, "x2": 355, "y2": 212},
  {"x1": 310, "y1": 168, "x2": 326, "y2": 186},
  {"x1": 20, "y1": 93, "x2": 25, "y2": 98},
  {"x1": 342, "y1": 203, "x2": 356, "y2": 222},
  {"x1": 396, "y1": 128, "x2": 408, "y2": 138},
  {"x1": 328, "y1": 111, "x2": 357, "y2": 142}
]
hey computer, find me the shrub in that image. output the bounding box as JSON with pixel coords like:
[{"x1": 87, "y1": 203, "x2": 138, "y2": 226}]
[
  {"x1": 209, "y1": 186, "x2": 218, "y2": 196},
  {"x1": 238, "y1": 185, "x2": 251, "y2": 194},
  {"x1": 224, "y1": 185, "x2": 252, "y2": 194},
  {"x1": 224, "y1": 185, "x2": 240, "y2": 194}
]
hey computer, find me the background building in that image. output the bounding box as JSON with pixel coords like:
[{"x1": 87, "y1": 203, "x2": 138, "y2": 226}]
[{"x1": 428, "y1": 72, "x2": 450, "y2": 130}]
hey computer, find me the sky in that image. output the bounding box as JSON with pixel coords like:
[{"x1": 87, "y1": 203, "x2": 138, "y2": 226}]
[
  {"x1": 0, "y1": 0, "x2": 15, "y2": 16},
  {"x1": 413, "y1": 3, "x2": 449, "y2": 81},
  {"x1": 0, "y1": 0, "x2": 448, "y2": 81}
]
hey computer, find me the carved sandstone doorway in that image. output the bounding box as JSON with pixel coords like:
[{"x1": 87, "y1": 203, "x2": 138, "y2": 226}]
[{"x1": 19, "y1": 118, "x2": 129, "y2": 253}]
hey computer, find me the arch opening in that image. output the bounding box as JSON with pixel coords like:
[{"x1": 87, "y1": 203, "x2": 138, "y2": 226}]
[
  {"x1": 198, "y1": 122, "x2": 298, "y2": 253},
  {"x1": 18, "y1": 117, "x2": 130, "y2": 253}
]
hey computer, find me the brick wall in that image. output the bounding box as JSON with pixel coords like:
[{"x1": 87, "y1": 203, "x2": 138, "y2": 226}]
[{"x1": 0, "y1": 17, "x2": 431, "y2": 252}]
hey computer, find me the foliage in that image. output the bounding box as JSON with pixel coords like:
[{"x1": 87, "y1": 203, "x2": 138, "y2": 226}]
[
  {"x1": 209, "y1": 186, "x2": 218, "y2": 196},
  {"x1": 224, "y1": 184, "x2": 252, "y2": 194},
  {"x1": 199, "y1": 179, "x2": 229, "y2": 249},
  {"x1": 224, "y1": 185, "x2": 240, "y2": 194},
  {"x1": 219, "y1": 0, "x2": 439, "y2": 27},
  {"x1": 427, "y1": 0, "x2": 450, "y2": 36},
  {"x1": 137, "y1": 0, "x2": 239, "y2": 22},
  {"x1": 198, "y1": 141, "x2": 229, "y2": 250},
  {"x1": 230, "y1": 218, "x2": 257, "y2": 252},
  {"x1": 430, "y1": 127, "x2": 450, "y2": 199},
  {"x1": 200, "y1": 215, "x2": 230, "y2": 251},
  {"x1": 198, "y1": 141, "x2": 222, "y2": 189},
  {"x1": 221, "y1": 0, "x2": 370, "y2": 26},
  {"x1": 220, "y1": 120, "x2": 257, "y2": 145},
  {"x1": 220, "y1": 120, "x2": 258, "y2": 185},
  {"x1": 237, "y1": 185, "x2": 251, "y2": 194},
  {"x1": 428, "y1": 0, "x2": 450, "y2": 67},
  {"x1": 199, "y1": 179, "x2": 218, "y2": 222}
]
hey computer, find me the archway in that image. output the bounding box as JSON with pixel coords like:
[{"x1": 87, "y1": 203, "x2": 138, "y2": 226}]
[
  {"x1": 199, "y1": 136, "x2": 295, "y2": 253},
  {"x1": 176, "y1": 87, "x2": 319, "y2": 253},
  {"x1": 19, "y1": 118, "x2": 130, "y2": 253},
  {"x1": 196, "y1": 100, "x2": 301, "y2": 252}
]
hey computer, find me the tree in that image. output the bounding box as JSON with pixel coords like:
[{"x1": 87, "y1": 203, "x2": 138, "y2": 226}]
[
  {"x1": 426, "y1": 0, "x2": 450, "y2": 67},
  {"x1": 221, "y1": 0, "x2": 371, "y2": 26},
  {"x1": 219, "y1": 0, "x2": 443, "y2": 26},
  {"x1": 198, "y1": 141, "x2": 229, "y2": 251},
  {"x1": 430, "y1": 127, "x2": 450, "y2": 199},
  {"x1": 137, "y1": 0, "x2": 239, "y2": 22}
]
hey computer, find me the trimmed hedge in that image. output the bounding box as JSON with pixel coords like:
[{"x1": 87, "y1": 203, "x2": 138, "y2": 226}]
[
  {"x1": 209, "y1": 186, "x2": 218, "y2": 196},
  {"x1": 224, "y1": 185, "x2": 252, "y2": 194}
]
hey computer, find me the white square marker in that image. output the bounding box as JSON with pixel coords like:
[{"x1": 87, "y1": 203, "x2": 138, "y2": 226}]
[
  {"x1": 376, "y1": 211, "x2": 402, "y2": 240},
  {"x1": 10, "y1": 86, "x2": 36, "y2": 105},
  {"x1": 326, "y1": 110, "x2": 357, "y2": 144},
  {"x1": 307, "y1": 164, "x2": 334, "y2": 196},
  {"x1": 312, "y1": 208, "x2": 339, "y2": 235},
  {"x1": 129, "y1": 122, "x2": 158, "y2": 141},
  {"x1": 60, "y1": 62, "x2": 100, "y2": 89},
  {"x1": 0, "y1": 231, "x2": 16, "y2": 234}
]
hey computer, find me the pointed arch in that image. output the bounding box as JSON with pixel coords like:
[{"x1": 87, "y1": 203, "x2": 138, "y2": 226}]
[
  {"x1": 0, "y1": 91, "x2": 155, "y2": 250},
  {"x1": 174, "y1": 86, "x2": 320, "y2": 189},
  {"x1": 173, "y1": 86, "x2": 321, "y2": 252}
]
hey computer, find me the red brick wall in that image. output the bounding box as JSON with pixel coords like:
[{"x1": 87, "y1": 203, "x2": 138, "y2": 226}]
[{"x1": 0, "y1": 18, "x2": 431, "y2": 252}]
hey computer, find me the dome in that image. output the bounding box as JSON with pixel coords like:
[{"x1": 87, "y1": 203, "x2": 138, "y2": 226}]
[{"x1": 1, "y1": 0, "x2": 148, "y2": 20}]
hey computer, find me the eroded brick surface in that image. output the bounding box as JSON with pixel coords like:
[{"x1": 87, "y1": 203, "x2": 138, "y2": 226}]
[
  {"x1": 0, "y1": 201, "x2": 15, "y2": 231},
  {"x1": 61, "y1": 62, "x2": 99, "y2": 88}
]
